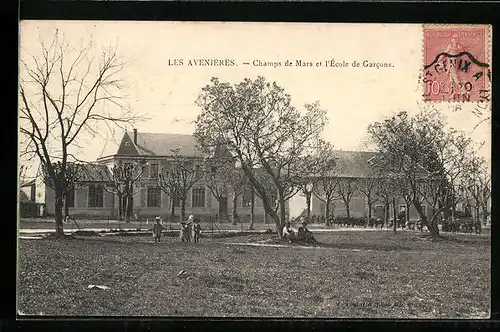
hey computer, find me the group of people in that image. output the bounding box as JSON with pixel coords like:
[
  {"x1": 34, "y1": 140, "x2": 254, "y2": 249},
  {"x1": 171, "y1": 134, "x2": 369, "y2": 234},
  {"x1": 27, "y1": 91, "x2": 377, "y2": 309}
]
[
  {"x1": 180, "y1": 215, "x2": 202, "y2": 243},
  {"x1": 282, "y1": 217, "x2": 317, "y2": 243},
  {"x1": 151, "y1": 215, "x2": 202, "y2": 243}
]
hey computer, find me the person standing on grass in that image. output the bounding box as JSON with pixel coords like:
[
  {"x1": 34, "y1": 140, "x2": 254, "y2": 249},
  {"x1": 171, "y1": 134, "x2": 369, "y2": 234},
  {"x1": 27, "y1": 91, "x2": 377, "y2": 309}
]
[
  {"x1": 192, "y1": 219, "x2": 201, "y2": 243},
  {"x1": 180, "y1": 215, "x2": 194, "y2": 242},
  {"x1": 186, "y1": 215, "x2": 194, "y2": 242},
  {"x1": 152, "y1": 216, "x2": 163, "y2": 243}
]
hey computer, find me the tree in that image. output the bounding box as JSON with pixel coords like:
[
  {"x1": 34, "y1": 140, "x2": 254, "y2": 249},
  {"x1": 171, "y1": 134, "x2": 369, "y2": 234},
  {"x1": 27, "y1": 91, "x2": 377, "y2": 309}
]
[
  {"x1": 337, "y1": 178, "x2": 358, "y2": 218},
  {"x1": 368, "y1": 109, "x2": 473, "y2": 237},
  {"x1": 194, "y1": 77, "x2": 329, "y2": 237},
  {"x1": 19, "y1": 31, "x2": 141, "y2": 236},
  {"x1": 294, "y1": 142, "x2": 337, "y2": 224},
  {"x1": 358, "y1": 176, "x2": 379, "y2": 226},
  {"x1": 312, "y1": 153, "x2": 340, "y2": 227},
  {"x1": 248, "y1": 185, "x2": 256, "y2": 230},
  {"x1": 157, "y1": 149, "x2": 204, "y2": 222},
  {"x1": 41, "y1": 162, "x2": 87, "y2": 220},
  {"x1": 204, "y1": 148, "x2": 235, "y2": 223},
  {"x1": 103, "y1": 160, "x2": 147, "y2": 222},
  {"x1": 462, "y1": 151, "x2": 491, "y2": 227}
]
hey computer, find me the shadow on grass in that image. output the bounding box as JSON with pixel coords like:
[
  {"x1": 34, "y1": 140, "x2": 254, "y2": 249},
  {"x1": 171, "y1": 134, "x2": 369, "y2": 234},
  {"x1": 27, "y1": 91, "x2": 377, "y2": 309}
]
[{"x1": 261, "y1": 236, "x2": 414, "y2": 252}]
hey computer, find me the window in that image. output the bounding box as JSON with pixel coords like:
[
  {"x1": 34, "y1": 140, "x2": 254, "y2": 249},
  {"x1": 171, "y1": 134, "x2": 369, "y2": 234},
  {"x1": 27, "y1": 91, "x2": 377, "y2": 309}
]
[
  {"x1": 399, "y1": 205, "x2": 406, "y2": 213},
  {"x1": 242, "y1": 191, "x2": 252, "y2": 207},
  {"x1": 421, "y1": 205, "x2": 427, "y2": 215},
  {"x1": 88, "y1": 185, "x2": 104, "y2": 207},
  {"x1": 66, "y1": 189, "x2": 75, "y2": 208},
  {"x1": 147, "y1": 187, "x2": 161, "y2": 207},
  {"x1": 192, "y1": 187, "x2": 206, "y2": 207},
  {"x1": 150, "y1": 164, "x2": 159, "y2": 179}
]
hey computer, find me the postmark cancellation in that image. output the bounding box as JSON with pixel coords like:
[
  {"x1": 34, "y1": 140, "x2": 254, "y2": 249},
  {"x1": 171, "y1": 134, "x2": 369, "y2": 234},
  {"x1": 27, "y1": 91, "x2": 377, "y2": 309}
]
[{"x1": 423, "y1": 24, "x2": 491, "y2": 103}]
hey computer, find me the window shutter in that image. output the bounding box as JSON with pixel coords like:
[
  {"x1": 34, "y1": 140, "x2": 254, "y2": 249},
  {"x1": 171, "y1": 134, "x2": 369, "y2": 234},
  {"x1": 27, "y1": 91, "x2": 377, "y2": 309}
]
[
  {"x1": 140, "y1": 188, "x2": 146, "y2": 207},
  {"x1": 76, "y1": 187, "x2": 87, "y2": 208},
  {"x1": 104, "y1": 189, "x2": 112, "y2": 208},
  {"x1": 206, "y1": 186, "x2": 212, "y2": 208}
]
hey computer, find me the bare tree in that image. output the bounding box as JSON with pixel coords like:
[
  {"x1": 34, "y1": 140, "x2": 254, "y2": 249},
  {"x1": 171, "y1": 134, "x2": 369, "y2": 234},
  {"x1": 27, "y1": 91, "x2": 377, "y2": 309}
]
[
  {"x1": 367, "y1": 109, "x2": 472, "y2": 237},
  {"x1": 204, "y1": 151, "x2": 234, "y2": 223},
  {"x1": 19, "y1": 31, "x2": 142, "y2": 236},
  {"x1": 358, "y1": 176, "x2": 379, "y2": 226},
  {"x1": 157, "y1": 149, "x2": 204, "y2": 222},
  {"x1": 294, "y1": 142, "x2": 337, "y2": 224},
  {"x1": 337, "y1": 178, "x2": 358, "y2": 219},
  {"x1": 312, "y1": 154, "x2": 340, "y2": 227},
  {"x1": 462, "y1": 151, "x2": 491, "y2": 228},
  {"x1": 41, "y1": 162, "x2": 87, "y2": 220},
  {"x1": 103, "y1": 160, "x2": 147, "y2": 222},
  {"x1": 195, "y1": 77, "x2": 329, "y2": 238}
]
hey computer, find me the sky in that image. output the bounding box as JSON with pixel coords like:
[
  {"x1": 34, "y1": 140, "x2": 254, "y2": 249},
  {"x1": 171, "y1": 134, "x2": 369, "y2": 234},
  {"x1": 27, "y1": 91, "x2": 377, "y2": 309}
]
[{"x1": 19, "y1": 21, "x2": 491, "y2": 168}]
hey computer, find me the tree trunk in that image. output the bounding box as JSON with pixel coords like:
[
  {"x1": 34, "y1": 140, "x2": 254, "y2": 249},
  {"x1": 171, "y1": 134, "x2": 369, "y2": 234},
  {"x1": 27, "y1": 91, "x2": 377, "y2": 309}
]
[
  {"x1": 451, "y1": 203, "x2": 456, "y2": 223},
  {"x1": 249, "y1": 189, "x2": 255, "y2": 230},
  {"x1": 124, "y1": 196, "x2": 130, "y2": 223},
  {"x1": 64, "y1": 194, "x2": 69, "y2": 220},
  {"x1": 405, "y1": 202, "x2": 410, "y2": 226},
  {"x1": 306, "y1": 192, "x2": 311, "y2": 223},
  {"x1": 366, "y1": 197, "x2": 372, "y2": 227},
  {"x1": 325, "y1": 199, "x2": 330, "y2": 226},
  {"x1": 217, "y1": 197, "x2": 222, "y2": 223},
  {"x1": 170, "y1": 197, "x2": 175, "y2": 223},
  {"x1": 117, "y1": 193, "x2": 123, "y2": 221},
  {"x1": 384, "y1": 198, "x2": 389, "y2": 227},
  {"x1": 181, "y1": 199, "x2": 186, "y2": 222},
  {"x1": 392, "y1": 196, "x2": 397, "y2": 234},
  {"x1": 345, "y1": 200, "x2": 350, "y2": 218},
  {"x1": 232, "y1": 192, "x2": 238, "y2": 225},
  {"x1": 413, "y1": 199, "x2": 439, "y2": 237},
  {"x1": 54, "y1": 188, "x2": 65, "y2": 236},
  {"x1": 278, "y1": 194, "x2": 286, "y2": 232},
  {"x1": 482, "y1": 206, "x2": 488, "y2": 225}
]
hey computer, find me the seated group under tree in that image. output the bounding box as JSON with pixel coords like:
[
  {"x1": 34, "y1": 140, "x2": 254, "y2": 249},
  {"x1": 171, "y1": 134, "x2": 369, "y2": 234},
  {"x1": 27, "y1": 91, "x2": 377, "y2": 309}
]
[{"x1": 282, "y1": 217, "x2": 317, "y2": 244}]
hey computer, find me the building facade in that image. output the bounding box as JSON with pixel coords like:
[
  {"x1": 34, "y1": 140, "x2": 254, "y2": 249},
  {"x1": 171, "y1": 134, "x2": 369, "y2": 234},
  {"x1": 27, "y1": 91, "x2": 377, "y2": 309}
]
[
  {"x1": 45, "y1": 129, "x2": 289, "y2": 222},
  {"x1": 310, "y1": 150, "x2": 431, "y2": 222}
]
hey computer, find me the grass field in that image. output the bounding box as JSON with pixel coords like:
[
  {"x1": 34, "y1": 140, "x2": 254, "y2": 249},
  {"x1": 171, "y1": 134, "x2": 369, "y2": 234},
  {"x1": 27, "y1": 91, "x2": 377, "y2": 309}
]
[{"x1": 17, "y1": 230, "x2": 490, "y2": 318}]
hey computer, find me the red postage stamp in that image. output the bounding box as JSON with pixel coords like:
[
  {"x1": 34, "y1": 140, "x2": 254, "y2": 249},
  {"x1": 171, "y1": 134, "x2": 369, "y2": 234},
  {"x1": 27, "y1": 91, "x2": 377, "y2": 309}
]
[{"x1": 423, "y1": 25, "x2": 491, "y2": 102}]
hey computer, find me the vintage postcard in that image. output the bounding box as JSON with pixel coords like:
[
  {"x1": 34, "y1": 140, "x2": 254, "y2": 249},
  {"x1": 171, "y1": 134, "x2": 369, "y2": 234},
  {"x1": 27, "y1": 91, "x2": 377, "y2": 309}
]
[{"x1": 18, "y1": 21, "x2": 491, "y2": 318}]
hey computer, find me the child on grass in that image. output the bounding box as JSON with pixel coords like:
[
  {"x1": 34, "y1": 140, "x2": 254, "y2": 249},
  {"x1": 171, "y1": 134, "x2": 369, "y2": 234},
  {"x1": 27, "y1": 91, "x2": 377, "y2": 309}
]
[
  {"x1": 192, "y1": 219, "x2": 201, "y2": 243},
  {"x1": 152, "y1": 216, "x2": 163, "y2": 243}
]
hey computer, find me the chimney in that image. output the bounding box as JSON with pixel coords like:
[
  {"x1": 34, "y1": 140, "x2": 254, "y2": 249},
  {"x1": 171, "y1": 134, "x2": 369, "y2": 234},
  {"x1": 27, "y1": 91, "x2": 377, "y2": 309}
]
[{"x1": 133, "y1": 128, "x2": 138, "y2": 145}]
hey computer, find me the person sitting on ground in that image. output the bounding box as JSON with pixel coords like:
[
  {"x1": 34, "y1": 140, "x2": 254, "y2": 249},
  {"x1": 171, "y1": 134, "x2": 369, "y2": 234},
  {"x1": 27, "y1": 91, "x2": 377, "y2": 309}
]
[
  {"x1": 298, "y1": 217, "x2": 317, "y2": 243},
  {"x1": 282, "y1": 221, "x2": 296, "y2": 242},
  {"x1": 152, "y1": 216, "x2": 163, "y2": 243},
  {"x1": 192, "y1": 219, "x2": 201, "y2": 243}
]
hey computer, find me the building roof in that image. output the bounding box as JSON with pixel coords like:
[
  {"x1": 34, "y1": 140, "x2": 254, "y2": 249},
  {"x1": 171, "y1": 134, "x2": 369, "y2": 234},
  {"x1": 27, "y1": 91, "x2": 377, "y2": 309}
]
[
  {"x1": 331, "y1": 150, "x2": 379, "y2": 178},
  {"x1": 135, "y1": 132, "x2": 202, "y2": 157},
  {"x1": 20, "y1": 179, "x2": 36, "y2": 187},
  {"x1": 99, "y1": 131, "x2": 203, "y2": 159},
  {"x1": 75, "y1": 163, "x2": 111, "y2": 182},
  {"x1": 98, "y1": 131, "x2": 381, "y2": 178}
]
